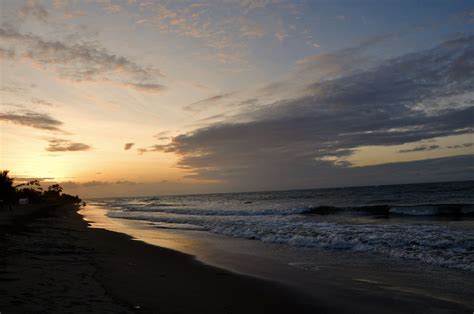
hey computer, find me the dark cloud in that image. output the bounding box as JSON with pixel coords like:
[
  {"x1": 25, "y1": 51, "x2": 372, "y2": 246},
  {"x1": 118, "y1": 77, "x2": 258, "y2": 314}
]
[
  {"x1": 153, "y1": 130, "x2": 172, "y2": 141},
  {"x1": 46, "y1": 139, "x2": 91, "y2": 152},
  {"x1": 398, "y1": 143, "x2": 474, "y2": 153},
  {"x1": 183, "y1": 92, "x2": 235, "y2": 112},
  {"x1": 124, "y1": 143, "x2": 134, "y2": 150},
  {"x1": 0, "y1": 111, "x2": 63, "y2": 131},
  {"x1": 148, "y1": 35, "x2": 474, "y2": 189},
  {"x1": 60, "y1": 180, "x2": 137, "y2": 189},
  {"x1": 0, "y1": 25, "x2": 164, "y2": 92},
  {"x1": 399, "y1": 145, "x2": 441, "y2": 153},
  {"x1": 60, "y1": 181, "x2": 104, "y2": 189},
  {"x1": 346, "y1": 155, "x2": 474, "y2": 187},
  {"x1": 447, "y1": 142, "x2": 474, "y2": 149},
  {"x1": 115, "y1": 180, "x2": 136, "y2": 185}
]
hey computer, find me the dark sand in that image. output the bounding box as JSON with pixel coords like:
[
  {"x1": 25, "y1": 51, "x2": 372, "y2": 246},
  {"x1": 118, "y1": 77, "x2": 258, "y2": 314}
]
[
  {"x1": 1, "y1": 204, "x2": 472, "y2": 313},
  {"x1": 0, "y1": 204, "x2": 320, "y2": 313}
]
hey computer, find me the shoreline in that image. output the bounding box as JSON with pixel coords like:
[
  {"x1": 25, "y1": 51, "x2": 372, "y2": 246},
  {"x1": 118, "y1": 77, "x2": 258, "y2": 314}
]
[
  {"x1": 1, "y1": 204, "x2": 473, "y2": 313},
  {"x1": 0, "y1": 204, "x2": 321, "y2": 313},
  {"x1": 82, "y1": 204, "x2": 474, "y2": 313}
]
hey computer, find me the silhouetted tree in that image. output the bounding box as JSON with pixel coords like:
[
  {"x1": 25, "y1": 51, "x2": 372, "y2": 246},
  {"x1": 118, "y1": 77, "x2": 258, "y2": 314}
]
[
  {"x1": 44, "y1": 184, "x2": 63, "y2": 198},
  {"x1": 1, "y1": 171, "x2": 82, "y2": 207},
  {"x1": 0, "y1": 170, "x2": 16, "y2": 210},
  {"x1": 60, "y1": 193, "x2": 82, "y2": 205},
  {"x1": 16, "y1": 179, "x2": 44, "y2": 204}
]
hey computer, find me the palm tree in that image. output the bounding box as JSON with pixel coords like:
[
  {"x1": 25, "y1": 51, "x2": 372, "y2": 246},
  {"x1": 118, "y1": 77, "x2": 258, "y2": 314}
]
[{"x1": 0, "y1": 170, "x2": 16, "y2": 210}]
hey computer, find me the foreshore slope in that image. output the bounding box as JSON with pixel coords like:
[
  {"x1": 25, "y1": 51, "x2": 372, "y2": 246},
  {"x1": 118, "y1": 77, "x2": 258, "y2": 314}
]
[
  {"x1": 0, "y1": 204, "x2": 320, "y2": 313},
  {"x1": 1, "y1": 204, "x2": 472, "y2": 314}
]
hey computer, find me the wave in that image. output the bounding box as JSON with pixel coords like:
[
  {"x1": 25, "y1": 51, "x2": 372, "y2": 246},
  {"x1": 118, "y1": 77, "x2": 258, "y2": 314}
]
[
  {"x1": 107, "y1": 210, "x2": 474, "y2": 272},
  {"x1": 113, "y1": 202, "x2": 474, "y2": 218},
  {"x1": 122, "y1": 206, "x2": 305, "y2": 216},
  {"x1": 144, "y1": 197, "x2": 161, "y2": 202},
  {"x1": 302, "y1": 204, "x2": 474, "y2": 216}
]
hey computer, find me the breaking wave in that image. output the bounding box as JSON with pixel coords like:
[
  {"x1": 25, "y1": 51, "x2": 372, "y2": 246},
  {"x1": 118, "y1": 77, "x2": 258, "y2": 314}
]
[
  {"x1": 302, "y1": 204, "x2": 474, "y2": 216},
  {"x1": 95, "y1": 181, "x2": 474, "y2": 272},
  {"x1": 107, "y1": 207, "x2": 474, "y2": 272}
]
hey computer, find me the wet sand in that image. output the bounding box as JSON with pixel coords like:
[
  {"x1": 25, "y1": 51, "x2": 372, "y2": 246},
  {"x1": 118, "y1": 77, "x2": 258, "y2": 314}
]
[{"x1": 0, "y1": 204, "x2": 472, "y2": 313}]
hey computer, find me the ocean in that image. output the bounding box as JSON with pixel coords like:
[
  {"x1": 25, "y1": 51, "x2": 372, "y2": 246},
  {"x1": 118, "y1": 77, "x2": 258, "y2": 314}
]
[{"x1": 89, "y1": 181, "x2": 474, "y2": 272}]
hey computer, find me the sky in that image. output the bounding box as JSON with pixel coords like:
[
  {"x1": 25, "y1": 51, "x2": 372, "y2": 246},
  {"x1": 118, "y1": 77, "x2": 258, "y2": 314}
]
[{"x1": 0, "y1": 0, "x2": 473, "y2": 198}]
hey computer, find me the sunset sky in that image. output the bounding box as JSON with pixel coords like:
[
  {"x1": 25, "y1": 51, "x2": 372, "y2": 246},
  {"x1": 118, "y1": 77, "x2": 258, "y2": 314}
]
[{"x1": 1, "y1": 0, "x2": 473, "y2": 197}]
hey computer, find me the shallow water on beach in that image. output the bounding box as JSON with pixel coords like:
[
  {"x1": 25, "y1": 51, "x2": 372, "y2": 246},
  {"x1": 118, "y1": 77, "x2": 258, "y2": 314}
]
[
  {"x1": 89, "y1": 181, "x2": 474, "y2": 272},
  {"x1": 80, "y1": 198, "x2": 474, "y2": 311}
]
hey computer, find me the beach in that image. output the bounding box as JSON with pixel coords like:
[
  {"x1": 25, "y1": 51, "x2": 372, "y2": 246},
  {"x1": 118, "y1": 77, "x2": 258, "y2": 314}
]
[
  {"x1": 0, "y1": 204, "x2": 320, "y2": 313},
  {"x1": 1, "y1": 201, "x2": 473, "y2": 313}
]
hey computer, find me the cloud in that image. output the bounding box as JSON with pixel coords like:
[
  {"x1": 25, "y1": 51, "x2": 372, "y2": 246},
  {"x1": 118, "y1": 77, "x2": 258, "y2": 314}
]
[
  {"x1": 183, "y1": 92, "x2": 235, "y2": 112},
  {"x1": 0, "y1": 84, "x2": 26, "y2": 94},
  {"x1": 238, "y1": 17, "x2": 266, "y2": 39},
  {"x1": 148, "y1": 35, "x2": 474, "y2": 189},
  {"x1": 191, "y1": 83, "x2": 210, "y2": 91},
  {"x1": 274, "y1": 31, "x2": 288, "y2": 42},
  {"x1": 60, "y1": 180, "x2": 137, "y2": 189},
  {"x1": 447, "y1": 142, "x2": 474, "y2": 149},
  {"x1": 19, "y1": 0, "x2": 49, "y2": 22},
  {"x1": 0, "y1": 25, "x2": 164, "y2": 92},
  {"x1": 146, "y1": 3, "x2": 248, "y2": 64},
  {"x1": 124, "y1": 143, "x2": 134, "y2": 150},
  {"x1": 135, "y1": 1, "x2": 293, "y2": 65},
  {"x1": 295, "y1": 33, "x2": 398, "y2": 81},
  {"x1": 239, "y1": 0, "x2": 272, "y2": 12},
  {"x1": 46, "y1": 139, "x2": 91, "y2": 152},
  {"x1": 154, "y1": 130, "x2": 171, "y2": 139},
  {"x1": 0, "y1": 111, "x2": 63, "y2": 131},
  {"x1": 11, "y1": 175, "x2": 55, "y2": 182},
  {"x1": 399, "y1": 145, "x2": 441, "y2": 153},
  {"x1": 124, "y1": 82, "x2": 166, "y2": 93},
  {"x1": 31, "y1": 98, "x2": 55, "y2": 107},
  {"x1": 0, "y1": 47, "x2": 15, "y2": 59}
]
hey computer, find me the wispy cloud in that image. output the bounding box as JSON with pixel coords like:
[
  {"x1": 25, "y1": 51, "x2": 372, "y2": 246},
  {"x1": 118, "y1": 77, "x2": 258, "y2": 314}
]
[
  {"x1": 274, "y1": 31, "x2": 288, "y2": 42},
  {"x1": 123, "y1": 82, "x2": 166, "y2": 93},
  {"x1": 0, "y1": 25, "x2": 164, "y2": 92},
  {"x1": 60, "y1": 180, "x2": 136, "y2": 189},
  {"x1": 19, "y1": 0, "x2": 49, "y2": 22},
  {"x1": 238, "y1": 17, "x2": 266, "y2": 39},
  {"x1": 183, "y1": 92, "x2": 235, "y2": 112},
  {"x1": 31, "y1": 98, "x2": 55, "y2": 107},
  {"x1": 239, "y1": 0, "x2": 273, "y2": 12},
  {"x1": 146, "y1": 3, "x2": 247, "y2": 64},
  {"x1": 125, "y1": 1, "x2": 296, "y2": 65},
  {"x1": 46, "y1": 139, "x2": 91, "y2": 152},
  {"x1": 0, "y1": 110, "x2": 63, "y2": 131}
]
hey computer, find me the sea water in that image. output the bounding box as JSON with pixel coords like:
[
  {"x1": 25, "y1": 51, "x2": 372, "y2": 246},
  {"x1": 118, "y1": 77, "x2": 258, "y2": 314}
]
[{"x1": 90, "y1": 181, "x2": 474, "y2": 272}]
